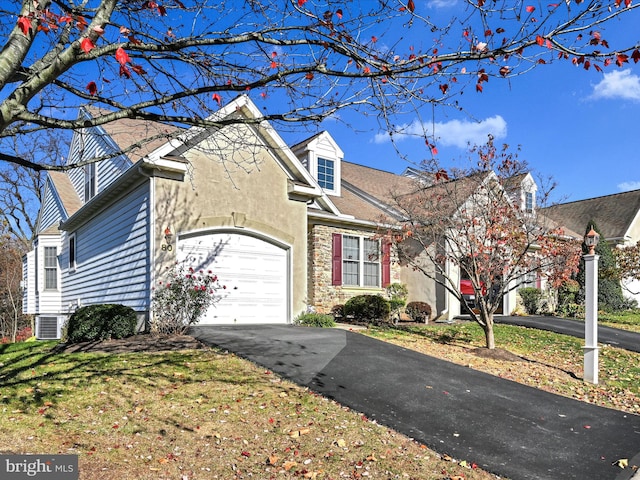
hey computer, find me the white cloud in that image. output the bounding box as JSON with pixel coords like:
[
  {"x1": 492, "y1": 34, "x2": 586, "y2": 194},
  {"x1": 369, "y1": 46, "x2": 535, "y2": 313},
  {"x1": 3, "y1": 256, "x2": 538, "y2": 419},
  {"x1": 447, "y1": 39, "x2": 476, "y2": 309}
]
[
  {"x1": 591, "y1": 69, "x2": 640, "y2": 101},
  {"x1": 618, "y1": 181, "x2": 640, "y2": 192},
  {"x1": 428, "y1": 0, "x2": 459, "y2": 7},
  {"x1": 373, "y1": 115, "x2": 507, "y2": 149}
]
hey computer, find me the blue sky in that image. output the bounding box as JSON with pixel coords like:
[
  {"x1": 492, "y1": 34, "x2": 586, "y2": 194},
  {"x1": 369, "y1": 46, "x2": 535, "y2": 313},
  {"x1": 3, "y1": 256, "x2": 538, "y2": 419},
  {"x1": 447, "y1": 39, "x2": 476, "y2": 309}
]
[{"x1": 280, "y1": 1, "x2": 640, "y2": 205}]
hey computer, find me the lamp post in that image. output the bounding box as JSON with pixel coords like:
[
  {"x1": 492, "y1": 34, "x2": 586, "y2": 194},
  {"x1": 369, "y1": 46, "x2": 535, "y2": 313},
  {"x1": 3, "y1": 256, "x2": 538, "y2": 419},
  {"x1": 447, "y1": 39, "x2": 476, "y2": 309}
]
[{"x1": 583, "y1": 227, "x2": 600, "y2": 384}]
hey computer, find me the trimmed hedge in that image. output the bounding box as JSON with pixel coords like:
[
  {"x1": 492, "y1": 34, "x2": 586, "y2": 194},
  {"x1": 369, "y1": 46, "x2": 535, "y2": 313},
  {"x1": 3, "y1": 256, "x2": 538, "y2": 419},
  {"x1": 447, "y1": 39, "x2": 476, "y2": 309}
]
[
  {"x1": 343, "y1": 295, "x2": 390, "y2": 323},
  {"x1": 405, "y1": 301, "x2": 432, "y2": 323},
  {"x1": 66, "y1": 304, "x2": 137, "y2": 343}
]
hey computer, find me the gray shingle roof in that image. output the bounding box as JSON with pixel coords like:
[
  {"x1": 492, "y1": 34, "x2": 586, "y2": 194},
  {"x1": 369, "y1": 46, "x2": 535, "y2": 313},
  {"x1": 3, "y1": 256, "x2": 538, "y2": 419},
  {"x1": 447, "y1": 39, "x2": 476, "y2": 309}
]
[{"x1": 543, "y1": 190, "x2": 640, "y2": 241}]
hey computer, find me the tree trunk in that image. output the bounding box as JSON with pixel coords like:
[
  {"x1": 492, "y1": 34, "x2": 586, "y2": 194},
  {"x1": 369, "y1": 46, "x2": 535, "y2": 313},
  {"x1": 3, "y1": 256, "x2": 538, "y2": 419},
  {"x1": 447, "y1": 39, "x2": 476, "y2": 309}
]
[{"x1": 482, "y1": 313, "x2": 495, "y2": 349}]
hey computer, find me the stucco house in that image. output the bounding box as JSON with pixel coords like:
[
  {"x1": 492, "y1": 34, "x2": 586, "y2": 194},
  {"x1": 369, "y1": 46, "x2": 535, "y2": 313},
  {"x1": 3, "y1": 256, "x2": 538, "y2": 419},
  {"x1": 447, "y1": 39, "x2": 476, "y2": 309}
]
[
  {"x1": 23, "y1": 95, "x2": 542, "y2": 339},
  {"x1": 544, "y1": 189, "x2": 640, "y2": 303}
]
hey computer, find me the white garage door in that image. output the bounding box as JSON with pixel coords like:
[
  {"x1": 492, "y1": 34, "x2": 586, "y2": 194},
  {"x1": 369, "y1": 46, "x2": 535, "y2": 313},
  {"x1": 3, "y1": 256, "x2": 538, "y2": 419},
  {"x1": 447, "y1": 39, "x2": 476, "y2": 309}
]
[{"x1": 177, "y1": 232, "x2": 289, "y2": 324}]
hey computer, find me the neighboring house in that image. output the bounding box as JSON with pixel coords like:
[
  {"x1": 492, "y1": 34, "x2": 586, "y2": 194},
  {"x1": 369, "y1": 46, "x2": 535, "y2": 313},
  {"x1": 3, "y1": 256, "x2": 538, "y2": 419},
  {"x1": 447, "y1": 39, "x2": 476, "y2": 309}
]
[
  {"x1": 23, "y1": 95, "x2": 546, "y2": 339},
  {"x1": 544, "y1": 189, "x2": 640, "y2": 303}
]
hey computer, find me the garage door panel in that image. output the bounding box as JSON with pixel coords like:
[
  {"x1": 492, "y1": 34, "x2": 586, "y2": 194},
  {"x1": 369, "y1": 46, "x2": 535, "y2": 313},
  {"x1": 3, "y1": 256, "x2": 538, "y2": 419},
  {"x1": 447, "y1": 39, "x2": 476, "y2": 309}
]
[{"x1": 177, "y1": 232, "x2": 288, "y2": 324}]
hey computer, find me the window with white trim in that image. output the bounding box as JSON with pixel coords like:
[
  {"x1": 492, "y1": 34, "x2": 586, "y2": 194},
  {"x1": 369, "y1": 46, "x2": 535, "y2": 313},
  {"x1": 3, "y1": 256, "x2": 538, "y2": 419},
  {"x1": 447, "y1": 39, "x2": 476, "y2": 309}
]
[
  {"x1": 44, "y1": 246, "x2": 58, "y2": 290},
  {"x1": 342, "y1": 235, "x2": 380, "y2": 287},
  {"x1": 84, "y1": 162, "x2": 96, "y2": 201},
  {"x1": 525, "y1": 191, "x2": 534, "y2": 212},
  {"x1": 317, "y1": 157, "x2": 335, "y2": 191}
]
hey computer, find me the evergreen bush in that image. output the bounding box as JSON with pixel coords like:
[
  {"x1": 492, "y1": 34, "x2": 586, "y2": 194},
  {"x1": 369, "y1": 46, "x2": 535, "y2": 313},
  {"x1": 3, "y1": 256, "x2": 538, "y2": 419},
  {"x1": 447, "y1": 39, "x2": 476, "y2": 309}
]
[
  {"x1": 66, "y1": 304, "x2": 137, "y2": 343},
  {"x1": 518, "y1": 287, "x2": 543, "y2": 315},
  {"x1": 343, "y1": 295, "x2": 390, "y2": 323}
]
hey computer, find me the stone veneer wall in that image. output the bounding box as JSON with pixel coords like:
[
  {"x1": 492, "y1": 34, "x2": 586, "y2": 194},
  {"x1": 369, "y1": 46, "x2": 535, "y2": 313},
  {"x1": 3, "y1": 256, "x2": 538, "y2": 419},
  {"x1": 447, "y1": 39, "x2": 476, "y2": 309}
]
[{"x1": 308, "y1": 223, "x2": 402, "y2": 313}]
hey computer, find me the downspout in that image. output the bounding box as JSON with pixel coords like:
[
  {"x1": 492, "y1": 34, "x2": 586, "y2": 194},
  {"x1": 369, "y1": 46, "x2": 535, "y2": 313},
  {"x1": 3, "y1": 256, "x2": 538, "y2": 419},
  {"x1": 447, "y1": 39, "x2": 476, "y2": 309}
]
[
  {"x1": 137, "y1": 163, "x2": 155, "y2": 332},
  {"x1": 439, "y1": 258, "x2": 449, "y2": 318}
]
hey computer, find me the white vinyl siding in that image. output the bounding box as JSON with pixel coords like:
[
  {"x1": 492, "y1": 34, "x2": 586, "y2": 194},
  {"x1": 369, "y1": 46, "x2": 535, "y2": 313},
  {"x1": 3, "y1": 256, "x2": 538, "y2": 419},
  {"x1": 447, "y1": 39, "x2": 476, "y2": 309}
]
[
  {"x1": 67, "y1": 126, "x2": 132, "y2": 203},
  {"x1": 61, "y1": 183, "x2": 151, "y2": 311},
  {"x1": 35, "y1": 237, "x2": 63, "y2": 314},
  {"x1": 22, "y1": 251, "x2": 36, "y2": 314},
  {"x1": 38, "y1": 178, "x2": 67, "y2": 233}
]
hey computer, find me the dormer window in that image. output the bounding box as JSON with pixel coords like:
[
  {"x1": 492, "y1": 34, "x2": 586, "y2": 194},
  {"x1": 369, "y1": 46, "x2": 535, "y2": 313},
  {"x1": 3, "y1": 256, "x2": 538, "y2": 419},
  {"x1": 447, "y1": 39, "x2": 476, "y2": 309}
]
[
  {"x1": 292, "y1": 131, "x2": 343, "y2": 197},
  {"x1": 317, "y1": 158, "x2": 335, "y2": 190},
  {"x1": 525, "y1": 191, "x2": 534, "y2": 213}
]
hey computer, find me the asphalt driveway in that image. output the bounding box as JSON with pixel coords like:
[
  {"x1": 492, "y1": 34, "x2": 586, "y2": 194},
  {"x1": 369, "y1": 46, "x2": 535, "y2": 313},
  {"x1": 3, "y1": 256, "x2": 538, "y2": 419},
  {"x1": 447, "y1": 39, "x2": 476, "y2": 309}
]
[
  {"x1": 495, "y1": 315, "x2": 640, "y2": 353},
  {"x1": 191, "y1": 325, "x2": 640, "y2": 480}
]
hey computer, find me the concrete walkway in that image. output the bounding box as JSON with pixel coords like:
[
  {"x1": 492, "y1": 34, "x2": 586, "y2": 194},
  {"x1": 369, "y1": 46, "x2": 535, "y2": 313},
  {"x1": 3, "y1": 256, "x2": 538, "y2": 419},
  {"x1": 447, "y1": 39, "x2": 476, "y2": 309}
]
[{"x1": 191, "y1": 325, "x2": 640, "y2": 480}]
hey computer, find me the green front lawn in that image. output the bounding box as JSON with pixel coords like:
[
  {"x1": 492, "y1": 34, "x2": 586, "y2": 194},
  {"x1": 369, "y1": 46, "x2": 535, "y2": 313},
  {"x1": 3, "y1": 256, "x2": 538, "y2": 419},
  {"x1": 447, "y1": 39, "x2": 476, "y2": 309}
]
[{"x1": 0, "y1": 341, "x2": 496, "y2": 480}]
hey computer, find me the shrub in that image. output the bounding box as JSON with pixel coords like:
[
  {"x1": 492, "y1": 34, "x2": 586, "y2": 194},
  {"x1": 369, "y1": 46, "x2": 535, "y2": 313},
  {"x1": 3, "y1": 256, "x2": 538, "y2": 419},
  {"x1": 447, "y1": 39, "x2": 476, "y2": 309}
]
[
  {"x1": 66, "y1": 304, "x2": 137, "y2": 343},
  {"x1": 331, "y1": 304, "x2": 344, "y2": 320},
  {"x1": 294, "y1": 313, "x2": 336, "y2": 328},
  {"x1": 405, "y1": 301, "x2": 432, "y2": 323},
  {"x1": 152, "y1": 262, "x2": 224, "y2": 334},
  {"x1": 386, "y1": 283, "x2": 409, "y2": 323},
  {"x1": 518, "y1": 287, "x2": 543, "y2": 315},
  {"x1": 343, "y1": 295, "x2": 390, "y2": 323}
]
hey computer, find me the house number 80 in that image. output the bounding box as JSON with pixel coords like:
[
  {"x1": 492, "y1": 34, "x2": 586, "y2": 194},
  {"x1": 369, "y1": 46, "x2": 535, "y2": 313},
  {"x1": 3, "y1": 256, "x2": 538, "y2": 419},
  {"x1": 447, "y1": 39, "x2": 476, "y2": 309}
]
[{"x1": 162, "y1": 244, "x2": 173, "y2": 251}]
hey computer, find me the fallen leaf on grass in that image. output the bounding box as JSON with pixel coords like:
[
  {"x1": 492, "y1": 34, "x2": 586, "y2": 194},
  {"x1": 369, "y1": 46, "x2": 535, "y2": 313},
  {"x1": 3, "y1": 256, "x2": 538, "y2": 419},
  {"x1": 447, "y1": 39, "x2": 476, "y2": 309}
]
[
  {"x1": 288, "y1": 427, "x2": 310, "y2": 437},
  {"x1": 267, "y1": 454, "x2": 279, "y2": 465},
  {"x1": 335, "y1": 438, "x2": 346, "y2": 448},
  {"x1": 282, "y1": 460, "x2": 297, "y2": 471}
]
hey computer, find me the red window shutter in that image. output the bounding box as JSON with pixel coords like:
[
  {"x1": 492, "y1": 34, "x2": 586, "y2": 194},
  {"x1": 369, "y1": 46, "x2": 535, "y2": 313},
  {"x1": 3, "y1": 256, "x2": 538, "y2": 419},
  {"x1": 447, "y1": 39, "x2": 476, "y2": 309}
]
[
  {"x1": 382, "y1": 241, "x2": 391, "y2": 287},
  {"x1": 332, "y1": 233, "x2": 342, "y2": 286}
]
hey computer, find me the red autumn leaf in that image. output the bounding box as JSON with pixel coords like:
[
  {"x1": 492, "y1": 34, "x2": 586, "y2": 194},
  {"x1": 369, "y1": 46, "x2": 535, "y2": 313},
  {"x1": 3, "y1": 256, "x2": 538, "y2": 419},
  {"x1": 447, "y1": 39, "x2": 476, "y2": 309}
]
[
  {"x1": 371, "y1": 36, "x2": 377, "y2": 43},
  {"x1": 476, "y1": 83, "x2": 483, "y2": 93},
  {"x1": 407, "y1": 0, "x2": 415, "y2": 12},
  {"x1": 363, "y1": 66, "x2": 371, "y2": 74},
  {"x1": 17, "y1": 16, "x2": 32, "y2": 35},
  {"x1": 86, "y1": 81, "x2": 98, "y2": 95},
  {"x1": 526, "y1": 5, "x2": 535, "y2": 12},
  {"x1": 241, "y1": 451, "x2": 251, "y2": 457},
  {"x1": 80, "y1": 38, "x2": 95, "y2": 53},
  {"x1": 499, "y1": 66, "x2": 510, "y2": 76},
  {"x1": 212, "y1": 93, "x2": 222, "y2": 105},
  {"x1": 76, "y1": 16, "x2": 88, "y2": 31},
  {"x1": 298, "y1": 0, "x2": 307, "y2": 6},
  {"x1": 115, "y1": 47, "x2": 130, "y2": 65},
  {"x1": 92, "y1": 26, "x2": 105, "y2": 35},
  {"x1": 336, "y1": 9, "x2": 343, "y2": 19},
  {"x1": 157, "y1": 5, "x2": 167, "y2": 15},
  {"x1": 632, "y1": 49, "x2": 640, "y2": 63},
  {"x1": 431, "y1": 145, "x2": 438, "y2": 156},
  {"x1": 270, "y1": 61, "x2": 277, "y2": 69},
  {"x1": 594, "y1": 64, "x2": 602, "y2": 72},
  {"x1": 131, "y1": 64, "x2": 146, "y2": 75},
  {"x1": 58, "y1": 15, "x2": 73, "y2": 24},
  {"x1": 305, "y1": 72, "x2": 314, "y2": 81},
  {"x1": 535, "y1": 35, "x2": 544, "y2": 46},
  {"x1": 616, "y1": 53, "x2": 629, "y2": 66},
  {"x1": 119, "y1": 65, "x2": 132, "y2": 78},
  {"x1": 128, "y1": 35, "x2": 142, "y2": 45},
  {"x1": 439, "y1": 84, "x2": 448, "y2": 94}
]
